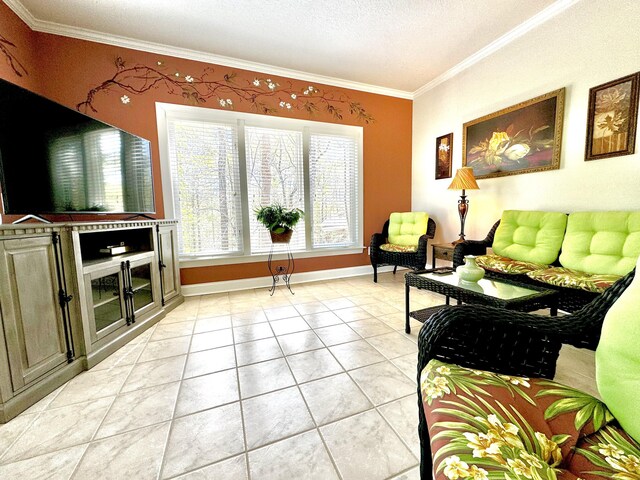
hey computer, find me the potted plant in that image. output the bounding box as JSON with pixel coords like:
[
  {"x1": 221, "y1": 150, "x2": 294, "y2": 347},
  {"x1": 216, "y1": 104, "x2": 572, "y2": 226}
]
[{"x1": 254, "y1": 204, "x2": 304, "y2": 243}]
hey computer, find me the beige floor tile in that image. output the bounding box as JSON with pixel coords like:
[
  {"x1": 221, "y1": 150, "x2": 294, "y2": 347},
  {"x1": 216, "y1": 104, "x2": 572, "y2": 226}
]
[
  {"x1": 390, "y1": 466, "x2": 421, "y2": 480},
  {"x1": 162, "y1": 403, "x2": 244, "y2": 478},
  {"x1": 121, "y1": 355, "x2": 186, "y2": 393},
  {"x1": 293, "y1": 301, "x2": 329, "y2": 315},
  {"x1": 173, "y1": 454, "x2": 247, "y2": 479},
  {"x1": 286, "y1": 348, "x2": 343, "y2": 383},
  {"x1": 276, "y1": 330, "x2": 324, "y2": 355},
  {"x1": 334, "y1": 306, "x2": 372, "y2": 322},
  {"x1": 315, "y1": 323, "x2": 361, "y2": 346},
  {"x1": 321, "y1": 409, "x2": 417, "y2": 480},
  {"x1": 184, "y1": 345, "x2": 236, "y2": 378},
  {"x1": 92, "y1": 342, "x2": 145, "y2": 371},
  {"x1": 391, "y1": 353, "x2": 419, "y2": 381},
  {"x1": 347, "y1": 294, "x2": 379, "y2": 306},
  {"x1": 362, "y1": 302, "x2": 404, "y2": 317},
  {"x1": 248, "y1": 430, "x2": 339, "y2": 480},
  {"x1": 235, "y1": 337, "x2": 283, "y2": 367},
  {"x1": 242, "y1": 387, "x2": 314, "y2": 449},
  {"x1": 299, "y1": 373, "x2": 372, "y2": 425},
  {"x1": 270, "y1": 316, "x2": 310, "y2": 336},
  {"x1": 329, "y1": 340, "x2": 387, "y2": 371},
  {"x1": 366, "y1": 332, "x2": 418, "y2": 359},
  {"x1": 378, "y1": 395, "x2": 421, "y2": 457},
  {"x1": 0, "y1": 413, "x2": 37, "y2": 458},
  {"x1": 238, "y1": 358, "x2": 295, "y2": 398},
  {"x1": 151, "y1": 320, "x2": 195, "y2": 341},
  {"x1": 302, "y1": 311, "x2": 343, "y2": 328},
  {"x1": 349, "y1": 362, "x2": 415, "y2": 406},
  {"x1": 193, "y1": 315, "x2": 232, "y2": 334},
  {"x1": 74, "y1": 422, "x2": 170, "y2": 480},
  {"x1": 1, "y1": 397, "x2": 113, "y2": 463},
  {"x1": 0, "y1": 444, "x2": 87, "y2": 480},
  {"x1": 347, "y1": 318, "x2": 394, "y2": 338},
  {"x1": 264, "y1": 305, "x2": 299, "y2": 321},
  {"x1": 96, "y1": 382, "x2": 180, "y2": 439},
  {"x1": 175, "y1": 369, "x2": 239, "y2": 417},
  {"x1": 231, "y1": 310, "x2": 268, "y2": 326},
  {"x1": 49, "y1": 365, "x2": 131, "y2": 408},
  {"x1": 21, "y1": 386, "x2": 63, "y2": 415},
  {"x1": 233, "y1": 322, "x2": 274, "y2": 343},
  {"x1": 139, "y1": 336, "x2": 191, "y2": 362},
  {"x1": 321, "y1": 298, "x2": 356, "y2": 310},
  {"x1": 189, "y1": 329, "x2": 233, "y2": 352}
]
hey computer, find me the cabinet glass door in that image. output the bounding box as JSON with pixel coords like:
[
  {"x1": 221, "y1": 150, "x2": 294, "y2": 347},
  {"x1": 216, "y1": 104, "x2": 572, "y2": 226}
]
[
  {"x1": 130, "y1": 263, "x2": 153, "y2": 313},
  {"x1": 90, "y1": 272, "x2": 124, "y2": 334}
]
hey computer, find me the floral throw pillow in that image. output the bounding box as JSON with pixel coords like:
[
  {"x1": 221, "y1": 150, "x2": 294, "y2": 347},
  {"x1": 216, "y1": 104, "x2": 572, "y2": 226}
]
[
  {"x1": 526, "y1": 267, "x2": 621, "y2": 293},
  {"x1": 421, "y1": 359, "x2": 614, "y2": 480},
  {"x1": 379, "y1": 243, "x2": 418, "y2": 253},
  {"x1": 475, "y1": 254, "x2": 549, "y2": 275}
]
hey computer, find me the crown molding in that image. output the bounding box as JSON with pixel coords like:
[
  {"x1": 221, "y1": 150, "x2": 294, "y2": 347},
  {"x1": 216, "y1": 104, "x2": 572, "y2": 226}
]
[
  {"x1": 3, "y1": 0, "x2": 413, "y2": 100},
  {"x1": 413, "y1": 0, "x2": 582, "y2": 98}
]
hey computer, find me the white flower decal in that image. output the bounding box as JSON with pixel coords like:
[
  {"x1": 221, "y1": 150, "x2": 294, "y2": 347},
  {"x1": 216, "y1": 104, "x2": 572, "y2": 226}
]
[
  {"x1": 291, "y1": 93, "x2": 297, "y2": 99},
  {"x1": 174, "y1": 72, "x2": 180, "y2": 77},
  {"x1": 185, "y1": 75, "x2": 194, "y2": 83},
  {"x1": 120, "y1": 95, "x2": 130, "y2": 104},
  {"x1": 279, "y1": 101, "x2": 285, "y2": 107},
  {"x1": 267, "y1": 82, "x2": 276, "y2": 90},
  {"x1": 286, "y1": 103, "x2": 291, "y2": 109},
  {"x1": 253, "y1": 79, "x2": 260, "y2": 86},
  {"x1": 219, "y1": 99, "x2": 227, "y2": 107},
  {"x1": 303, "y1": 89, "x2": 309, "y2": 95}
]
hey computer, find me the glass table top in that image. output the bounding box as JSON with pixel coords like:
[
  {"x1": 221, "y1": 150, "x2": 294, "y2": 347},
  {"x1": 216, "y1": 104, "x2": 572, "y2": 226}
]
[{"x1": 417, "y1": 271, "x2": 546, "y2": 300}]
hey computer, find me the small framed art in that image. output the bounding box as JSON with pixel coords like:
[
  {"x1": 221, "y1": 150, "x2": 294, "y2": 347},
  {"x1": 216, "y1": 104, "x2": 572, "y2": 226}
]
[{"x1": 435, "y1": 133, "x2": 453, "y2": 180}]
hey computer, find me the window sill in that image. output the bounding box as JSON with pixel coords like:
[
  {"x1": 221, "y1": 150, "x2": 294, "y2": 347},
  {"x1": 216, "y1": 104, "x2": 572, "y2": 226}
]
[{"x1": 180, "y1": 245, "x2": 366, "y2": 268}]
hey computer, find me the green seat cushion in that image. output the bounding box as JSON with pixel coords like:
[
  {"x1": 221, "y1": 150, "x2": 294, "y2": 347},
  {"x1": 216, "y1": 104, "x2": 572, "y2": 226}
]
[
  {"x1": 475, "y1": 254, "x2": 549, "y2": 275},
  {"x1": 492, "y1": 210, "x2": 567, "y2": 265},
  {"x1": 527, "y1": 267, "x2": 621, "y2": 293},
  {"x1": 560, "y1": 211, "x2": 640, "y2": 276},
  {"x1": 596, "y1": 256, "x2": 640, "y2": 443},
  {"x1": 379, "y1": 243, "x2": 418, "y2": 253},
  {"x1": 387, "y1": 212, "x2": 429, "y2": 246}
]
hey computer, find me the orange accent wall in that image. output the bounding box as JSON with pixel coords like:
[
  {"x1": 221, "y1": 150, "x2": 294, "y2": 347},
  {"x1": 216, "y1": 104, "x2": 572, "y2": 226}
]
[{"x1": 0, "y1": 3, "x2": 412, "y2": 285}]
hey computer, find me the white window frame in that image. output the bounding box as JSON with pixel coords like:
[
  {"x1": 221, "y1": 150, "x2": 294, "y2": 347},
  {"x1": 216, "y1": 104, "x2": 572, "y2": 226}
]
[{"x1": 156, "y1": 102, "x2": 364, "y2": 267}]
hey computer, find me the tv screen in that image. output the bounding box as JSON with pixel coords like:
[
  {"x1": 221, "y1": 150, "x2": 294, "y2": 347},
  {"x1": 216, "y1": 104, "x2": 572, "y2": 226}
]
[{"x1": 0, "y1": 78, "x2": 155, "y2": 215}]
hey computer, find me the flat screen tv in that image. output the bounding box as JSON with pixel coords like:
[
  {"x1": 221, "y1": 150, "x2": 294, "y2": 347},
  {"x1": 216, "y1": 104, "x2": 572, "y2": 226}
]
[{"x1": 0, "y1": 78, "x2": 155, "y2": 216}]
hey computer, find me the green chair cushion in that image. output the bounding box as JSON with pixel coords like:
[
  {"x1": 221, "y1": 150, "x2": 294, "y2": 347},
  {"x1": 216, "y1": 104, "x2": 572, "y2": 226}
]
[
  {"x1": 379, "y1": 243, "x2": 418, "y2": 253},
  {"x1": 526, "y1": 267, "x2": 621, "y2": 293},
  {"x1": 492, "y1": 210, "x2": 567, "y2": 265},
  {"x1": 475, "y1": 254, "x2": 549, "y2": 275},
  {"x1": 596, "y1": 256, "x2": 640, "y2": 443},
  {"x1": 387, "y1": 212, "x2": 429, "y2": 246},
  {"x1": 560, "y1": 211, "x2": 640, "y2": 276}
]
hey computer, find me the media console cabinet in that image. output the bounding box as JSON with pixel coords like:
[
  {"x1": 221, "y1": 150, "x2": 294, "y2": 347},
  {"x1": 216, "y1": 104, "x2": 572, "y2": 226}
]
[{"x1": 0, "y1": 219, "x2": 183, "y2": 422}]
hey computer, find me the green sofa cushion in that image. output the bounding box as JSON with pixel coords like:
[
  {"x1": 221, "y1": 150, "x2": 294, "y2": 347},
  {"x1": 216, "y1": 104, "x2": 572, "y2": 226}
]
[
  {"x1": 387, "y1": 212, "x2": 429, "y2": 246},
  {"x1": 596, "y1": 256, "x2": 640, "y2": 443},
  {"x1": 560, "y1": 211, "x2": 640, "y2": 276},
  {"x1": 492, "y1": 210, "x2": 567, "y2": 264}
]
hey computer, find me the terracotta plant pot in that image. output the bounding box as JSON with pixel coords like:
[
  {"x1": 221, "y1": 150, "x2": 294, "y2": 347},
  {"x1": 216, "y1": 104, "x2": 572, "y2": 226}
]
[{"x1": 270, "y1": 228, "x2": 293, "y2": 243}]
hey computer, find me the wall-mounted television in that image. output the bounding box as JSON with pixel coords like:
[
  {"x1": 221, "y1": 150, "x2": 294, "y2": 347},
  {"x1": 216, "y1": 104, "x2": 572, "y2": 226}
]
[{"x1": 0, "y1": 78, "x2": 155, "y2": 216}]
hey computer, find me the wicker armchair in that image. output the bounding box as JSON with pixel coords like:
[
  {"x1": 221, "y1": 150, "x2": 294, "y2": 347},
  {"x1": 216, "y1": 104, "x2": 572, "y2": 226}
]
[
  {"x1": 370, "y1": 215, "x2": 436, "y2": 283},
  {"x1": 416, "y1": 268, "x2": 635, "y2": 480}
]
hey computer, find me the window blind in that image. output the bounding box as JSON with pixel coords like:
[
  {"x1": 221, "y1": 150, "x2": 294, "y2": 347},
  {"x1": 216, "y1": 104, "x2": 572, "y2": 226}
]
[
  {"x1": 245, "y1": 126, "x2": 305, "y2": 253},
  {"x1": 167, "y1": 119, "x2": 243, "y2": 256},
  {"x1": 309, "y1": 133, "x2": 359, "y2": 248}
]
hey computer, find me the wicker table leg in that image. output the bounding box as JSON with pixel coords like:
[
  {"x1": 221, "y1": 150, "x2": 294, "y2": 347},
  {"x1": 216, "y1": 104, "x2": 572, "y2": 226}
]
[{"x1": 405, "y1": 282, "x2": 411, "y2": 333}]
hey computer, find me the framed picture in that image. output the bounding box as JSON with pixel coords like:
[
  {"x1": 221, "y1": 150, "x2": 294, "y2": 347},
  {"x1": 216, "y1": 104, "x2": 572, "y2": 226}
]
[
  {"x1": 463, "y1": 88, "x2": 565, "y2": 179},
  {"x1": 585, "y1": 73, "x2": 639, "y2": 161},
  {"x1": 435, "y1": 133, "x2": 453, "y2": 180}
]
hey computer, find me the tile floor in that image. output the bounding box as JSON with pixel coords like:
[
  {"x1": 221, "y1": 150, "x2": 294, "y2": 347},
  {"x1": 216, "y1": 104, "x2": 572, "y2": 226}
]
[{"x1": 0, "y1": 272, "x2": 596, "y2": 479}]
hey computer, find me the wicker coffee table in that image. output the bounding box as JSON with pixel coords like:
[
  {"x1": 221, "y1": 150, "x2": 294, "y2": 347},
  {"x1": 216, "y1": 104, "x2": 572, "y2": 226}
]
[{"x1": 404, "y1": 268, "x2": 558, "y2": 333}]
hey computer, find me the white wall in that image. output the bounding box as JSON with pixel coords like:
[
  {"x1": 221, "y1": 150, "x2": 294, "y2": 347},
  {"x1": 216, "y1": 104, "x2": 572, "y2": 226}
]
[{"x1": 413, "y1": 0, "x2": 640, "y2": 244}]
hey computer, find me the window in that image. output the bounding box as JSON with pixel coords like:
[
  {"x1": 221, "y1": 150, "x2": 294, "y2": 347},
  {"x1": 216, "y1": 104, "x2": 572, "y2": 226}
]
[{"x1": 157, "y1": 104, "x2": 363, "y2": 262}]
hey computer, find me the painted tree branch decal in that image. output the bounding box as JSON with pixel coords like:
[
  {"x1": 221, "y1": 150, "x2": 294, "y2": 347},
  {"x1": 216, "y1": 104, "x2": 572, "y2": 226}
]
[
  {"x1": 77, "y1": 57, "x2": 374, "y2": 123},
  {"x1": 0, "y1": 34, "x2": 28, "y2": 77}
]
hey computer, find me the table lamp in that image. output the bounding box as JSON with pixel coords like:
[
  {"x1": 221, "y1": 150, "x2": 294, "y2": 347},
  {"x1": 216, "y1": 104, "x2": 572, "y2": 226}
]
[{"x1": 448, "y1": 167, "x2": 479, "y2": 245}]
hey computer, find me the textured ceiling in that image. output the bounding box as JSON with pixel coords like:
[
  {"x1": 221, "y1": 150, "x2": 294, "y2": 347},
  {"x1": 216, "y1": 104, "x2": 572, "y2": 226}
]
[{"x1": 10, "y1": 0, "x2": 561, "y2": 94}]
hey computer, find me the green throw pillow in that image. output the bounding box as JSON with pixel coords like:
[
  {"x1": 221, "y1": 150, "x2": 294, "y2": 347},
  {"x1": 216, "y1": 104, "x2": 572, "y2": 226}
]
[
  {"x1": 387, "y1": 212, "x2": 429, "y2": 246},
  {"x1": 492, "y1": 210, "x2": 567, "y2": 264},
  {"x1": 596, "y1": 256, "x2": 640, "y2": 443}
]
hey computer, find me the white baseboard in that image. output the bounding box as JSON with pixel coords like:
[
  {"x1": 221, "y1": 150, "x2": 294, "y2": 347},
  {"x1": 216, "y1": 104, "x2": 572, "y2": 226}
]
[{"x1": 181, "y1": 265, "x2": 398, "y2": 296}]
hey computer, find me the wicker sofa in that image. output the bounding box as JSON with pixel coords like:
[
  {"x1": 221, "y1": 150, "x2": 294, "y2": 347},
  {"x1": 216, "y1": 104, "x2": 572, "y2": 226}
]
[
  {"x1": 453, "y1": 210, "x2": 640, "y2": 312},
  {"x1": 417, "y1": 265, "x2": 638, "y2": 480}
]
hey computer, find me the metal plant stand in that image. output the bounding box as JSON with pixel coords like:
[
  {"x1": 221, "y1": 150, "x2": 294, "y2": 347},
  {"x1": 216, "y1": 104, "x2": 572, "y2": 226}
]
[{"x1": 267, "y1": 244, "x2": 295, "y2": 295}]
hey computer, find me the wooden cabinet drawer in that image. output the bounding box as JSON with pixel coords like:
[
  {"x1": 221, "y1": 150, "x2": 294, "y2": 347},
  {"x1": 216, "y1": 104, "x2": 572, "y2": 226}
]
[{"x1": 431, "y1": 243, "x2": 455, "y2": 268}]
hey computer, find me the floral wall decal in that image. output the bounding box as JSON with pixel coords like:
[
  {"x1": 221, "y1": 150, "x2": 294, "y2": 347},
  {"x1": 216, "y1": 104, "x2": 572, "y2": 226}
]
[
  {"x1": 0, "y1": 34, "x2": 28, "y2": 77},
  {"x1": 77, "y1": 57, "x2": 374, "y2": 123}
]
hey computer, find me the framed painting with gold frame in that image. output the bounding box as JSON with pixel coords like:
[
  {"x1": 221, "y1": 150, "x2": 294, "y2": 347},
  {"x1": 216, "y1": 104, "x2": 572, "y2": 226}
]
[
  {"x1": 585, "y1": 73, "x2": 639, "y2": 161},
  {"x1": 462, "y1": 88, "x2": 565, "y2": 179},
  {"x1": 435, "y1": 133, "x2": 453, "y2": 180}
]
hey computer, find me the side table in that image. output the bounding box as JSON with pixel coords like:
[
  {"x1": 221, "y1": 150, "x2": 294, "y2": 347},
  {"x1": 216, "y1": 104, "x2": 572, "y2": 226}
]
[{"x1": 431, "y1": 243, "x2": 455, "y2": 268}]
